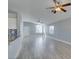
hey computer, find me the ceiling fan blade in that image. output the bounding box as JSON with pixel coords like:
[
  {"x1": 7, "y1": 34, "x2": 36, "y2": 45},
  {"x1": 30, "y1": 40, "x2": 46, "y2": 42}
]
[
  {"x1": 62, "y1": 3, "x2": 71, "y2": 7},
  {"x1": 60, "y1": 8, "x2": 67, "y2": 12},
  {"x1": 51, "y1": 10, "x2": 56, "y2": 13},
  {"x1": 54, "y1": 11, "x2": 56, "y2": 13},
  {"x1": 53, "y1": 0, "x2": 57, "y2": 3},
  {"x1": 46, "y1": 7, "x2": 55, "y2": 9},
  {"x1": 53, "y1": 0, "x2": 60, "y2": 5}
]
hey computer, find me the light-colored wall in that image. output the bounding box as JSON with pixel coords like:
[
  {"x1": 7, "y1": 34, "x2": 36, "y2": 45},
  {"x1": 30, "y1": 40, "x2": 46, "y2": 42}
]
[
  {"x1": 23, "y1": 22, "x2": 48, "y2": 37},
  {"x1": 48, "y1": 18, "x2": 71, "y2": 42},
  {"x1": 16, "y1": 13, "x2": 21, "y2": 37},
  {"x1": 23, "y1": 22, "x2": 36, "y2": 37}
]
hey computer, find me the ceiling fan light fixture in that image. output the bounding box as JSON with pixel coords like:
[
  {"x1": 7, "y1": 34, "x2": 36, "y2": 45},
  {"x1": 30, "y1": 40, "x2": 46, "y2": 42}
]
[
  {"x1": 55, "y1": 7, "x2": 61, "y2": 11},
  {"x1": 46, "y1": 0, "x2": 71, "y2": 14}
]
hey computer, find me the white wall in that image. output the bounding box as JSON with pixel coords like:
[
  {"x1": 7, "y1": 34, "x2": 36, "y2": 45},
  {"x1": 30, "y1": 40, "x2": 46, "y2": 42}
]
[
  {"x1": 23, "y1": 22, "x2": 36, "y2": 37},
  {"x1": 23, "y1": 22, "x2": 48, "y2": 37},
  {"x1": 48, "y1": 18, "x2": 71, "y2": 42}
]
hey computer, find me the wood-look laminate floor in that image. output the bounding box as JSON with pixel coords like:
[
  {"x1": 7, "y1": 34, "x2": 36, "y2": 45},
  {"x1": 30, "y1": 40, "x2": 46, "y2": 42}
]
[{"x1": 17, "y1": 35, "x2": 71, "y2": 59}]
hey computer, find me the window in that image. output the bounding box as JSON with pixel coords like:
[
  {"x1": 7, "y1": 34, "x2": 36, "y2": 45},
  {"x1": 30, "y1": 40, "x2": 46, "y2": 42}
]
[
  {"x1": 49, "y1": 26, "x2": 54, "y2": 34},
  {"x1": 36, "y1": 24, "x2": 42, "y2": 33}
]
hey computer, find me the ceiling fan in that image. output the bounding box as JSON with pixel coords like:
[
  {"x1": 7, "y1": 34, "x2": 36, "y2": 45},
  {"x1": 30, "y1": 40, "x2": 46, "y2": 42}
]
[{"x1": 46, "y1": 0, "x2": 71, "y2": 14}]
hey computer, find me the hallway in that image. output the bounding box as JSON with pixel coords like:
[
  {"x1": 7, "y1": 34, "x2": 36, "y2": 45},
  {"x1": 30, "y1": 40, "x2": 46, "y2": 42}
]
[{"x1": 17, "y1": 35, "x2": 71, "y2": 59}]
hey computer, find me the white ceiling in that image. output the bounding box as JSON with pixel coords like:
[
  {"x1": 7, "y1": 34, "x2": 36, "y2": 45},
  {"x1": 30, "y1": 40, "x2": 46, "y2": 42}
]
[{"x1": 8, "y1": 0, "x2": 71, "y2": 24}]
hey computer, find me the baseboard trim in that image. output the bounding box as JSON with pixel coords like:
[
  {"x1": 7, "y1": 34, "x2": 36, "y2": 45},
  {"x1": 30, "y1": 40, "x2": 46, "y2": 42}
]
[{"x1": 48, "y1": 36, "x2": 71, "y2": 45}]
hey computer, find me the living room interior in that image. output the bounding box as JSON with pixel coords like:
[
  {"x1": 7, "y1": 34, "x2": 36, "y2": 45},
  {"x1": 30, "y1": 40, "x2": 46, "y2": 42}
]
[{"x1": 8, "y1": 0, "x2": 71, "y2": 59}]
